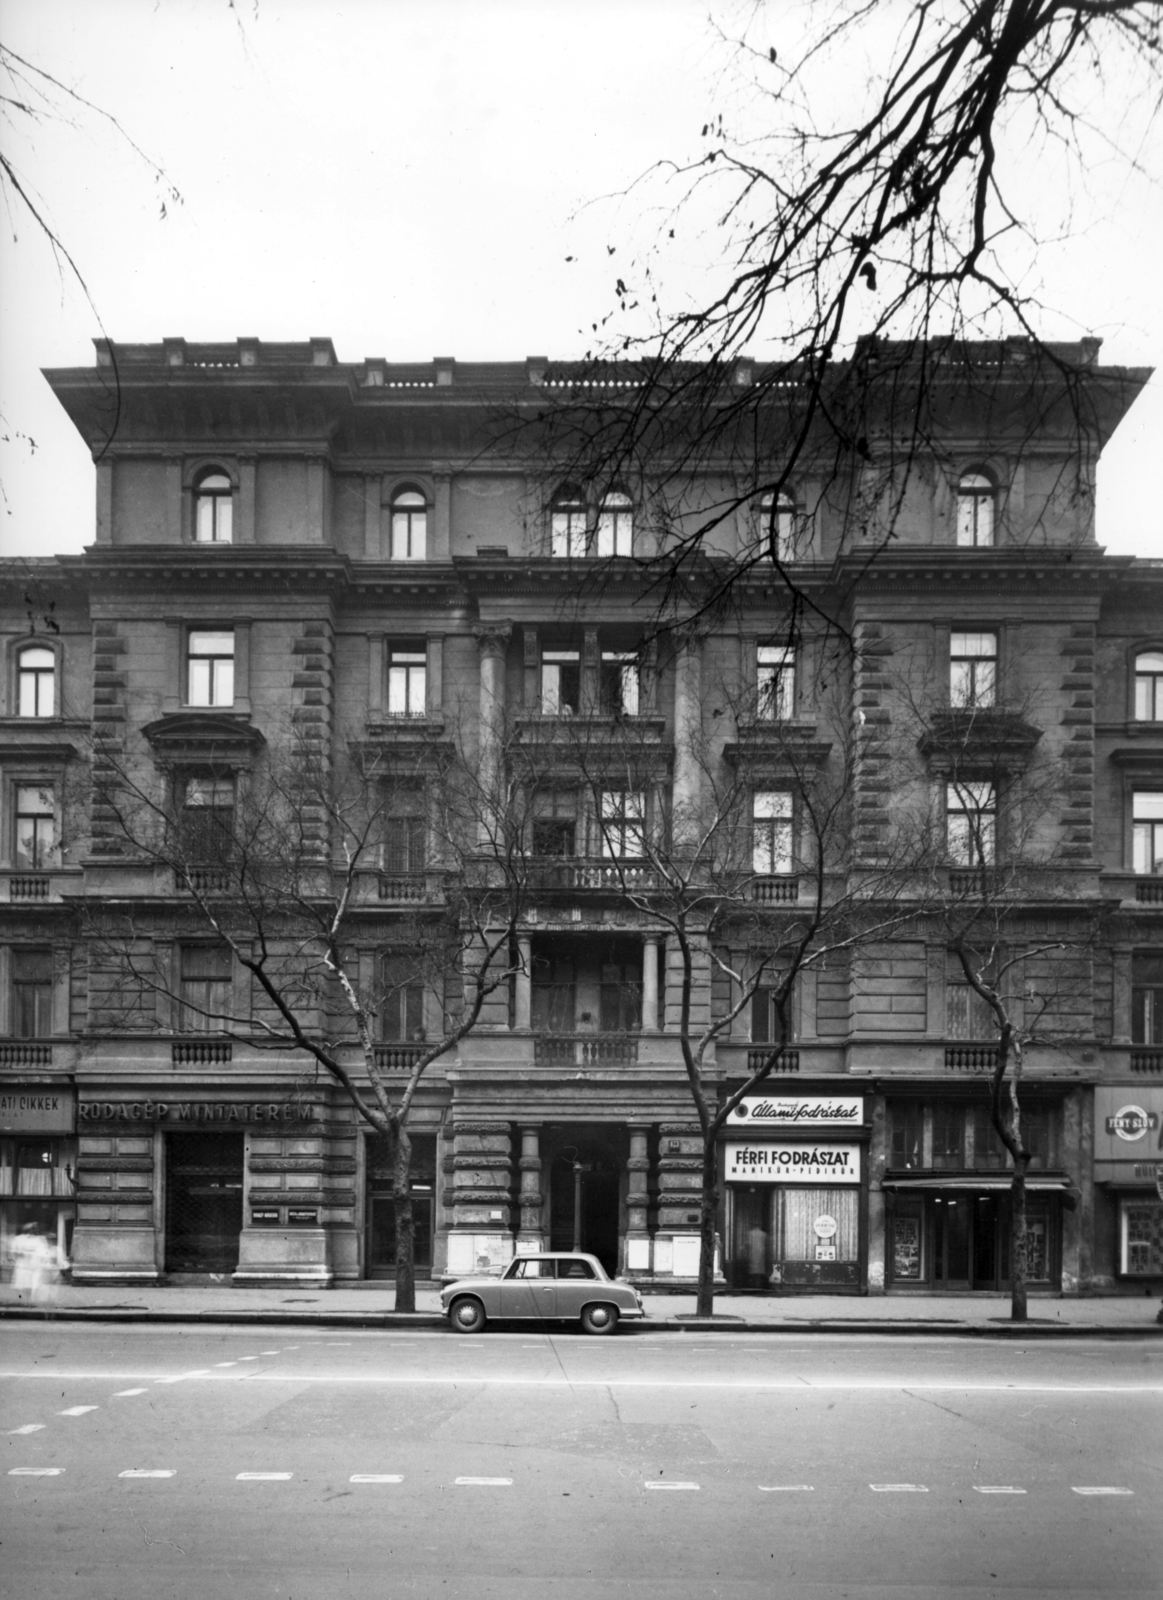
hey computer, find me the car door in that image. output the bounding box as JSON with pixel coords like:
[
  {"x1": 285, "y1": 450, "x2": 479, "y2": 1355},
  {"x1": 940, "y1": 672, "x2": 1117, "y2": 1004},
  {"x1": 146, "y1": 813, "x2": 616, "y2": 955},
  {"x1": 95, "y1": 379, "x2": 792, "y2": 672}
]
[
  {"x1": 554, "y1": 1256, "x2": 596, "y2": 1316},
  {"x1": 501, "y1": 1257, "x2": 557, "y2": 1319}
]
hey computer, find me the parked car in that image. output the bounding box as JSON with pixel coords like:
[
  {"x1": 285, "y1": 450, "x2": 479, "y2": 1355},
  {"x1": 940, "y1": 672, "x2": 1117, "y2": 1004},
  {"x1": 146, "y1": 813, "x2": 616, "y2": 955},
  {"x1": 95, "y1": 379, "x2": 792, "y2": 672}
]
[{"x1": 441, "y1": 1252, "x2": 645, "y2": 1334}]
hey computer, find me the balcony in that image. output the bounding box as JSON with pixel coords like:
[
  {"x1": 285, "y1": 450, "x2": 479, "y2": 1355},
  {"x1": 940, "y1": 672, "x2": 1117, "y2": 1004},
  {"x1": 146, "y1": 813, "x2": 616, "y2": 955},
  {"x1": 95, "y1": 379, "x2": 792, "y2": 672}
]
[
  {"x1": 530, "y1": 857, "x2": 658, "y2": 894},
  {"x1": 1135, "y1": 878, "x2": 1163, "y2": 905},
  {"x1": 376, "y1": 873, "x2": 430, "y2": 903},
  {"x1": 534, "y1": 1032, "x2": 639, "y2": 1066},
  {"x1": 0, "y1": 1040, "x2": 53, "y2": 1067},
  {"x1": 171, "y1": 1038, "x2": 233, "y2": 1065},
  {"x1": 0, "y1": 868, "x2": 81, "y2": 904},
  {"x1": 1130, "y1": 1050, "x2": 1163, "y2": 1074},
  {"x1": 752, "y1": 875, "x2": 799, "y2": 905},
  {"x1": 746, "y1": 1048, "x2": 800, "y2": 1073},
  {"x1": 181, "y1": 866, "x2": 234, "y2": 896},
  {"x1": 944, "y1": 1044, "x2": 999, "y2": 1071}
]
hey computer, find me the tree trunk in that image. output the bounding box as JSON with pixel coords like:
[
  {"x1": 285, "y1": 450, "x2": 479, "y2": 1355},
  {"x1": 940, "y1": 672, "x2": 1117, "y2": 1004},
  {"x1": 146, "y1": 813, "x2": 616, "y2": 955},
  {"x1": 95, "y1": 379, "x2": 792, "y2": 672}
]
[
  {"x1": 696, "y1": 1135, "x2": 718, "y2": 1318},
  {"x1": 391, "y1": 1121, "x2": 416, "y2": 1314},
  {"x1": 1009, "y1": 1153, "x2": 1030, "y2": 1323}
]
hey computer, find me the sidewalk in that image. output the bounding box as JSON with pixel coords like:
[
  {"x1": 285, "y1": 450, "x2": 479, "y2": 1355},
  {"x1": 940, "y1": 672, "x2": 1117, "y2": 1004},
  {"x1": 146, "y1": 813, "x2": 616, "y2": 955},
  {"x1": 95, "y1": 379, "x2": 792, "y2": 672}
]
[{"x1": 2, "y1": 1280, "x2": 1161, "y2": 1335}]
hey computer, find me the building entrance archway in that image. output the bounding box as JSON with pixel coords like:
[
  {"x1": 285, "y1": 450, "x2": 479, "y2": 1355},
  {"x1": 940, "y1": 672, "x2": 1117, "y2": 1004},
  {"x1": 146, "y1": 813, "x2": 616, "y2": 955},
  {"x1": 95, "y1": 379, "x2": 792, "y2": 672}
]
[{"x1": 544, "y1": 1126, "x2": 626, "y2": 1277}]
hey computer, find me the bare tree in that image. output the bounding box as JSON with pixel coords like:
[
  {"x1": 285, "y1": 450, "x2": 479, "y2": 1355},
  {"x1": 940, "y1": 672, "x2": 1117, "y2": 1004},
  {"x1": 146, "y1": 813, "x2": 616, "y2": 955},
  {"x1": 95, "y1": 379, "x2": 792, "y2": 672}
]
[{"x1": 84, "y1": 718, "x2": 531, "y2": 1311}]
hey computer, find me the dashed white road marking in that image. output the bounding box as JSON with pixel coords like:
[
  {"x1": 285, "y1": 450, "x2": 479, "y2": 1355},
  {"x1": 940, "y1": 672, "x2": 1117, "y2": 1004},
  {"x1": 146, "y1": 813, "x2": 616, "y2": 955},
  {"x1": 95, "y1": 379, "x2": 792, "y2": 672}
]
[
  {"x1": 455, "y1": 1476, "x2": 512, "y2": 1486},
  {"x1": 119, "y1": 1470, "x2": 175, "y2": 1479},
  {"x1": 237, "y1": 1356, "x2": 259, "y2": 1362},
  {"x1": 1072, "y1": 1486, "x2": 1134, "y2": 1496},
  {"x1": 646, "y1": 1481, "x2": 700, "y2": 1491},
  {"x1": 236, "y1": 1472, "x2": 292, "y2": 1481},
  {"x1": 9, "y1": 1467, "x2": 63, "y2": 1476},
  {"x1": 113, "y1": 1389, "x2": 148, "y2": 1397},
  {"x1": 350, "y1": 1474, "x2": 403, "y2": 1483},
  {"x1": 759, "y1": 1484, "x2": 813, "y2": 1491},
  {"x1": 58, "y1": 1406, "x2": 98, "y2": 1417},
  {"x1": 260, "y1": 1350, "x2": 280, "y2": 1356},
  {"x1": 212, "y1": 1362, "x2": 238, "y2": 1368},
  {"x1": 870, "y1": 1483, "x2": 928, "y2": 1492},
  {"x1": 974, "y1": 1486, "x2": 1026, "y2": 1495},
  {"x1": 155, "y1": 1370, "x2": 212, "y2": 1385},
  {"x1": 7, "y1": 1425, "x2": 44, "y2": 1434}
]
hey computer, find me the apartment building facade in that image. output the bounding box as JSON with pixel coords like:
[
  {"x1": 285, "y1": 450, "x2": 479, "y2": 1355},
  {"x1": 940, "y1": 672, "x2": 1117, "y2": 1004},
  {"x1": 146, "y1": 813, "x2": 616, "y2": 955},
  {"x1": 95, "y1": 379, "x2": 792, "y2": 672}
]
[{"x1": 1, "y1": 336, "x2": 1160, "y2": 1296}]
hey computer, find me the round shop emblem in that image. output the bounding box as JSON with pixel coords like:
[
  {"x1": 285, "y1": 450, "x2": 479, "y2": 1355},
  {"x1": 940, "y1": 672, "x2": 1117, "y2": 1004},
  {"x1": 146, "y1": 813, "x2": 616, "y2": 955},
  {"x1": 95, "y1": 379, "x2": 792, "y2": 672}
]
[
  {"x1": 1106, "y1": 1104, "x2": 1155, "y2": 1142},
  {"x1": 813, "y1": 1214, "x2": 838, "y2": 1239},
  {"x1": 735, "y1": 1103, "x2": 749, "y2": 1117}
]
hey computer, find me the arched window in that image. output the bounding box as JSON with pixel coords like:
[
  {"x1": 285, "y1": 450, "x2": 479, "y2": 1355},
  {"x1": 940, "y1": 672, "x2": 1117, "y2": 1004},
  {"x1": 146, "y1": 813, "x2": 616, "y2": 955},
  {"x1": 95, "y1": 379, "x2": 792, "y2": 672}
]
[
  {"x1": 596, "y1": 492, "x2": 633, "y2": 557},
  {"x1": 550, "y1": 488, "x2": 587, "y2": 558},
  {"x1": 956, "y1": 472, "x2": 995, "y2": 547},
  {"x1": 16, "y1": 645, "x2": 55, "y2": 718},
  {"x1": 758, "y1": 492, "x2": 798, "y2": 561},
  {"x1": 390, "y1": 489, "x2": 427, "y2": 561},
  {"x1": 1134, "y1": 651, "x2": 1163, "y2": 721},
  {"x1": 193, "y1": 470, "x2": 233, "y2": 544}
]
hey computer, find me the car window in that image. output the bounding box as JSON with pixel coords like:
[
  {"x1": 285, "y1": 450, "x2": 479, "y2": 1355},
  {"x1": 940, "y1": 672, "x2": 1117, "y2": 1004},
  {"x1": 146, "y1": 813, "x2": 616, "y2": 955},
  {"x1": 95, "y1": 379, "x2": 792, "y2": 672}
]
[
  {"x1": 559, "y1": 1259, "x2": 595, "y2": 1279},
  {"x1": 509, "y1": 1258, "x2": 554, "y2": 1279}
]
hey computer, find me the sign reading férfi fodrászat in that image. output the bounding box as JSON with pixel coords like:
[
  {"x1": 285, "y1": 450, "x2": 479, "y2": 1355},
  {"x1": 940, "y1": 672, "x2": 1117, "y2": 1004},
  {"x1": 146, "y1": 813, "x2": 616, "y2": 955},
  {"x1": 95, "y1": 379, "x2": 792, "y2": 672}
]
[
  {"x1": 725, "y1": 1095, "x2": 863, "y2": 1127},
  {"x1": 723, "y1": 1142, "x2": 862, "y2": 1183}
]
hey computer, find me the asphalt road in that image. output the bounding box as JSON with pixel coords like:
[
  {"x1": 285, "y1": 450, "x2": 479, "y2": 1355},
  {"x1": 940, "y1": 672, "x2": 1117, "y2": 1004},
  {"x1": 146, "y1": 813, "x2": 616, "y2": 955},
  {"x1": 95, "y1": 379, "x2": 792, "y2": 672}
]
[{"x1": 2, "y1": 1320, "x2": 1159, "y2": 1600}]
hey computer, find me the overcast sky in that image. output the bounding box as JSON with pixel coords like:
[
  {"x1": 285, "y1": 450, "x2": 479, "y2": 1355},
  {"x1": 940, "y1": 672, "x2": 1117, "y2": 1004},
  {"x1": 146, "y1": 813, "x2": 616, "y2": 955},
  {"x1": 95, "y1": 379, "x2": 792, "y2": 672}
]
[{"x1": 1, "y1": 0, "x2": 1159, "y2": 560}]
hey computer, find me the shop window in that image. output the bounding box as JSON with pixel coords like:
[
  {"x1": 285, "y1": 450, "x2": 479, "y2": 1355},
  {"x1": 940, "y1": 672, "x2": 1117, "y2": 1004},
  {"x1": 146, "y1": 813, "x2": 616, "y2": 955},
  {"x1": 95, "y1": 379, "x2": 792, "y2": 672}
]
[
  {"x1": 598, "y1": 790, "x2": 646, "y2": 858},
  {"x1": 193, "y1": 470, "x2": 233, "y2": 544},
  {"x1": 1120, "y1": 1200, "x2": 1163, "y2": 1276},
  {"x1": 16, "y1": 645, "x2": 55, "y2": 719},
  {"x1": 600, "y1": 652, "x2": 639, "y2": 717},
  {"x1": 890, "y1": 1205, "x2": 924, "y2": 1280},
  {"x1": 757, "y1": 645, "x2": 795, "y2": 720},
  {"x1": 595, "y1": 492, "x2": 633, "y2": 557},
  {"x1": 949, "y1": 631, "x2": 997, "y2": 708},
  {"x1": 387, "y1": 648, "x2": 427, "y2": 717},
  {"x1": 383, "y1": 813, "x2": 425, "y2": 874},
  {"x1": 888, "y1": 1101, "x2": 922, "y2": 1169},
  {"x1": 11, "y1": 948, "x2": 53, "y2": 1038},
  {"x1": 956, "y1": 472, "x2": 995, "y2": 547},
  {"x1": 179, "y1": 775, "x2": 235, "y2": 862},
  {"x1": 14, "y1": 784, "x2": 55, "y2": 869},
  {"x1": 550, "y1": 488, "x2": 587, "y2": 558},
  {"x1": 389, "y1": 489, "x2": 427, "y2": 561},
  {"x1": 1133, "y1": 792, "x2": 1163, "y2": 875},
  {"x1": 0, "y1": 1137, "x2": 73, "y2": 1199},
  {"x1": 541, "y1": 650, "x2": 580, "y2": 716},
  {"x1": 947, "y1": 780, "x2": 996, "y2": 866},
  {"x1": 931, "y1": 1102, "x2": 965, "y2": 1169},
  {"x1": 381, "y1": 957, "x2": 425, "y2": 1042},
  {"x1": 1133, "y1": 652, "x2": 1163, "y2": 722},
  {"x1": 599, "y1": 958, "x2": 642, "y2": 1032},
  {"x1": 753, "y1": 791, "x2": 793, "y2": 875},
  {"x1": 1132, "y1": 952, "x2": 1163, "y2": 1045},
  {"x1": 186, "y1": 630, "x2": 234, "y2": 708},
  {"x1": 179, "y1": 944, "x2": 231, "y2": 1032}
]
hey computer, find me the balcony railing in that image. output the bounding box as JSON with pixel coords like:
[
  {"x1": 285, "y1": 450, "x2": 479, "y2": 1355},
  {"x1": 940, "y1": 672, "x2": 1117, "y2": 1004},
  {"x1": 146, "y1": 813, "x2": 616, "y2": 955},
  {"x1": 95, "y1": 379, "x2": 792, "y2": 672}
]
[
  {"x1": 944, "y1": 1044, "x2": 999, "y2": 1071},
  {"x1": 752, "y1": 875, "x2": 799, "y2": 905},
  {"x1": 1130, "y1": 1050, "x2": 1163, "y2": 1074},
  {"x1": 1135, "y1": 878, "x2": 1163, "y2": 904},
  {"x1": 534, "y1": 1032, "x2": 639, "y2": 1066},
  {"x1": 373, "y1": 1043, "x2": 428, "y2": 1071},
  {"x1": 171, "y1": 1039, "x2": 233, "y2": 1065},
  {"x1": 182, "y1": 866, "x2": 233, "y2": 896},
  {"x1": 531, "y1": 858, "x2": 658, "y2": 893},
  {"x1": 9, "y1": 875, "x2": 50, "y2": 901},
  {"x1": 0, "y1": 1041, "x2": 52, "y2": 1067},
  {"x1": 377, "y1": 874, "x2": 428, "y2": 903},
  {"x1": 746, "y1": 1048, "x2": 800, "y2": 1073}
]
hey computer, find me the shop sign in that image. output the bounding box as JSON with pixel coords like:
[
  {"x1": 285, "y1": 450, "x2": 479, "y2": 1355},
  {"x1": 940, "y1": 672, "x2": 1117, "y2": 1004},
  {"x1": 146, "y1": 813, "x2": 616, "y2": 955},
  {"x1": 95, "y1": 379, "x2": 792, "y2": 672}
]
[
  {"x1": 1094, "y1": 1088, "x2": 1163, "y2": 1162},
  {"x1": 287, "y1": 1208, "x2": 319, "y2": 1226},
  {"x1": 0, "y1": 1088, "x2": 74, "y2": 1134},
  {"x1": 724, "y1": 1142, "x2": 861, "y2": 1183},
  {"x1": 726, "y1": 1095, "x2": 863, "y2": 1127},
  {"x1": 251, "y1": 1209, "x2": 280, "y2": 1226},
  {"x1": 78, "y1": 1100, "x2": 317, "y2": 1125}
]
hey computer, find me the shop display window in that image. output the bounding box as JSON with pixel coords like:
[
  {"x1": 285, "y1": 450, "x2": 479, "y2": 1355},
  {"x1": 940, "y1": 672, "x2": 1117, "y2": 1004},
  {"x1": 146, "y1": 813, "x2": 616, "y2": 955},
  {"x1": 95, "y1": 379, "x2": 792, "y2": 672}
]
[
  {"x1": 1120, "y1": 1200, "x2": 1163, "y2": 1276},
  {"x1": 888, "y1": 1102, "x2": 922, "y2": 1169},
  {"x1": 891, "y1": 1207, "x2": 924, "y2": 1279},
  {"x1": 0, "y1": 1137, "x2": 76, "y2": 1274}
]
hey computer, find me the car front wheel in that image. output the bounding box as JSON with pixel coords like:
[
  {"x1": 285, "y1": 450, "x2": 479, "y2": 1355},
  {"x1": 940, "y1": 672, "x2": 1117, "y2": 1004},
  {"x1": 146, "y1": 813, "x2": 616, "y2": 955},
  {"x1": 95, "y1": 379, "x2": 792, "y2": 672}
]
[
  {"x1": 450, "y1": 1296, "x2": 486, "y2": 1334},
  {"x1": 580, "y1": 1303, "x2": 619, "y2": 1335}
]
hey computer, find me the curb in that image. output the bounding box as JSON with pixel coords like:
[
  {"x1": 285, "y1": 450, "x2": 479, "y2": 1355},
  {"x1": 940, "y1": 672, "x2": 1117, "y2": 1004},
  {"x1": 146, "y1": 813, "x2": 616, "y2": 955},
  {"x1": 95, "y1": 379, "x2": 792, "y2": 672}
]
[{"x1": 1, "y1": 1305, "x2": 1160, "y2": 1337}]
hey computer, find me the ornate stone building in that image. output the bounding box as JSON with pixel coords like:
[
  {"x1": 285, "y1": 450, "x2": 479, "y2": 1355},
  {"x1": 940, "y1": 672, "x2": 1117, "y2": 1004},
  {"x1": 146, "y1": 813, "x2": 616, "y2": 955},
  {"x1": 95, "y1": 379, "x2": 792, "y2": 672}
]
[{"x1": 1, "y1": 336, "x2": 1160, "y2": 1296}]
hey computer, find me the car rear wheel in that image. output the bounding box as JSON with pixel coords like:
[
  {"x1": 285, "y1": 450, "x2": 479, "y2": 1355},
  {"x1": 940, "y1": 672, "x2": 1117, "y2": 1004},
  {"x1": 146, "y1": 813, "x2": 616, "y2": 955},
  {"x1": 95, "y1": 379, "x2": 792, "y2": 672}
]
[
  {"x1": 580, "y1": 1303, "x2": 619, "y2": 1335},
  {"x1": 450, "y1": 1296, "x2": 486, "y2": 1334}
]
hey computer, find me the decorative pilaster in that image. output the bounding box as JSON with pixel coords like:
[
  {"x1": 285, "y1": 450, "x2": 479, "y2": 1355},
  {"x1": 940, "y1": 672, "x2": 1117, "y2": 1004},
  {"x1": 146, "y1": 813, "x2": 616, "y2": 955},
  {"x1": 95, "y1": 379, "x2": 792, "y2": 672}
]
[
  {"x1": 671, "y1": 637, "x2": 703, "y2": 844},
  {"x1": 515, "y1": 935, "x2": 532, "y2": 1030},
  {"x1": 475, "y1": 623, "x2": 511, "y2": 843},
  {"x1": 624, "y1": 1123, "x2": 652, "y2": 1272},
  {"x1": 446, "y1": 1120, "x2": 514, "y2": 1276},
  {"x1": 641, "y1": 937, "x2": 659, "y2": 1032},
  {"x1": 516, "y1": 1125, "x2": 544, "y2": 1252}
]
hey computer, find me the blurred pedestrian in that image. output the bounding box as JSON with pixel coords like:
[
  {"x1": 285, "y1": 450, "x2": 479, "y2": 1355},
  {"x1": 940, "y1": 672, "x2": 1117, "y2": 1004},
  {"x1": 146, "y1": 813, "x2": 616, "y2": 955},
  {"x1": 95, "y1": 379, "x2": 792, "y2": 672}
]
[{"x1": 11, "y1": 1223, "x2": 58, "y2": 1304}]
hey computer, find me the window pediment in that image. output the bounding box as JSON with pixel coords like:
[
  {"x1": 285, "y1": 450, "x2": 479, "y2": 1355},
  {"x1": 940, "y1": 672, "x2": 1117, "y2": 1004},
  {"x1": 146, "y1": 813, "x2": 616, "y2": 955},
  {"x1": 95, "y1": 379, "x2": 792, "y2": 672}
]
[
  {"x1": 142, "y1": 712, "x2": 263, "y2": 766},
  {"x1": 919, "y1": 709, "x2": 1041, "y2": 771}
]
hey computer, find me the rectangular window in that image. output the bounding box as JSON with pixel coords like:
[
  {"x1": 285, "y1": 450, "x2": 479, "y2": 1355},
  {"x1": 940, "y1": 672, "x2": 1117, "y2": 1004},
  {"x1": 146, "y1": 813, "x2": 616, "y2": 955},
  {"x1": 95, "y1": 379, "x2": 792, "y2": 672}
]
[
  {"x1": 946, "y1": 965, "x2": 994, "y2": 1040},
  {"x1": 947, "y1": 781, "x2": 996, "y2": 866},
  {"x1": 598, "y1": 790, "x2": 646, "y2": 858},
  {"x1": 387, "y1": 650, "x2": 426, "y2": 717},
  {"x1": 179, "y1": 944, "x2": 231, "y2": 1032},
  {"x1": 14, "y1": 784, "x2": 55, "y2": 869},
  {"x1": 600, "y1": 652, "x2": 639, "y2": 716},
  {"x1": 381, "y1": 974, "x2": 424, "y2": 1042},
  {"x1": 384, "y1": 815, "x2": 425, "y2": 874},
  {"x1": 533, "y1": 818, "x2": 576, "y2": 857},
  {"x1": 1132, "y1": 952, "x2": 1163, "y2": 1045},
  {"x1": 11, "y1": 948, "x2": 53, "y2": 1038},
  {"x1": 950, "y1": 631, "x2": 997, "y2": 708},
  {"x1": 599, "y1": 960, "x2": 642, "y2": 1032},
  {"x1": 888, "y1": 1102, "x2": 922, "y2": 1170},
  {"x1": 1134, "y1": 653, "x2": 1163, "y2": 721},
  {"x1": 180, "y1": 776, "x2": 234, "y2": 862},
  {"x1": 931, "y1": 1102, "x2": 965, "y2": 1169},
  {"x1": 972, "y1": 1103, "x2": 1008, "y2": 1169},
  {"x1": 753, "y1": 791, "x2": 793, "y2": 874},
  {"x1": 595, "y1": 498, "x2": 633, "y2": 557},
  {"x1": 757, "y1": 646, "x2": 794, "y2": 720},
  {"x1": 1120, "y1": 1199, "x2": 1163, "y2": 1276},
  {"x1": 551, "y1": 506, "x2": 587, "y2": 559},
  {"x1": 750, "y1": 985, "x2": 794, "y2": 1046},
  {"x1": 187, "y1": 630, "x2": 234, "y2": 708},
  {"x1": 1133, "y1": 792, "x2": 1163, "y2": 874},
  {"x1": 541, "y1": 651, "x2": 580, "y2": 716},
  {"x1": 531, "y1": 952, "x2": 576, "y2": 1032},
  {"x1": 17, "y1": 647, "x2": 55, "y2": 718}
]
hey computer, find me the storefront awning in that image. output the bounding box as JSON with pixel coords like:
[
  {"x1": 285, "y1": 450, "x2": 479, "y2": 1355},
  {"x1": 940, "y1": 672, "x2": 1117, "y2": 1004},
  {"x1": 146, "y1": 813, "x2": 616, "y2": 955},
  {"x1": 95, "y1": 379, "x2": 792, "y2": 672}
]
[{"x1": 881, "y1": 1176, "x2": 1073, "y2": 1193}]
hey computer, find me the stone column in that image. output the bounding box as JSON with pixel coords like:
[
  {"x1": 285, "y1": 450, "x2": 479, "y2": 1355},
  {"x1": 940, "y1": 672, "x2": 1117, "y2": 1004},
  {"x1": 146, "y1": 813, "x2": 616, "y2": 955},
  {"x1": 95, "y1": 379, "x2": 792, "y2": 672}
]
[
  {"x1": 515, "y1": 935, "x2": 532, "y2": 1030},
  {"x1": 624, "y1": 1124, "x2": 652, "y2": 1274},
  {"x1": 641, "y1": 937, "x2": 660, "y2": 1032},
  {"x1": 516, "y1": 1125, "x2": 544, "y2": 1253},
  {"x1": 475, "y1": 623, "x2": 511, "y2": 843},
  {"x1": 865, "y1": 1092, "x2": 887, "y2": 1294}
]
